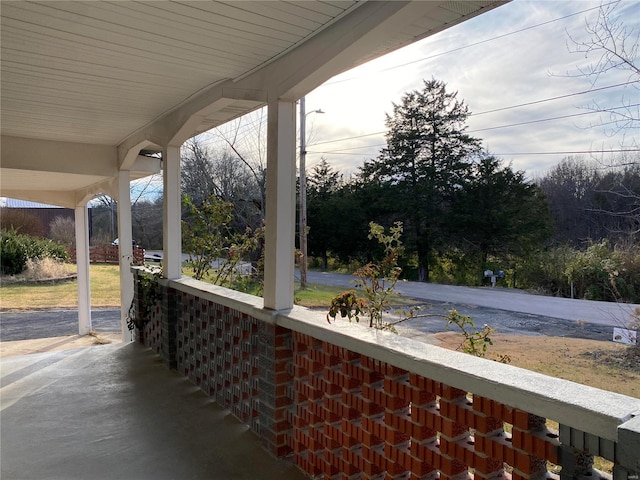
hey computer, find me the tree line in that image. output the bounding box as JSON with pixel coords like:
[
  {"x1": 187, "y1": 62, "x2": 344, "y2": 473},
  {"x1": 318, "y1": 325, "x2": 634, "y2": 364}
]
[{"x1": 79, "y1": 75, "x2": 639, "y2": 302}]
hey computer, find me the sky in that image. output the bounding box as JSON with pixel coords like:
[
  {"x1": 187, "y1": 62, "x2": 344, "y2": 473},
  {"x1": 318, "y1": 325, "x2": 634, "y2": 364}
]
[{"x1": 299, "y1": 0, "x2": 640, "y2": 179}]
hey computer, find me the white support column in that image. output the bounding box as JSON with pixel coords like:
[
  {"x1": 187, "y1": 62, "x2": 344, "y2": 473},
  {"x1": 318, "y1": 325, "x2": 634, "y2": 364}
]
[
  {"x1": 163, "y1": 145, "x2": 182, "y2": 279},
  {"x1": 117, "y1": 170, "x2": 134, "y2": 340},
  {"x1": 263, "y1": 99, "x2": 296, "y2": 310},
  {"x1": 74, "y1": 203, "x2": 92, "y2": 335}
]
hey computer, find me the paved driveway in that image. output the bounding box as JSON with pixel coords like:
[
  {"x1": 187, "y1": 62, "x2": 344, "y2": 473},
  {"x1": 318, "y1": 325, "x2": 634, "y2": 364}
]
[{"x1": 0, "y1": 308, "x2": 120, "y2": 341}]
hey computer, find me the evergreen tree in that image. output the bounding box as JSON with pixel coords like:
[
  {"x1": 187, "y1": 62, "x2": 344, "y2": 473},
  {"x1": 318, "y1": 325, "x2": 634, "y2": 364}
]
[
  {"x1": 360, "y1": 78, "x2": 481, "y2": 281},
  {"x1": 449, "y1": 155, "x2": 552, "y2": 276},
  {"x1": 307, "y1": 159, "x2": 343, "y2": 269}
]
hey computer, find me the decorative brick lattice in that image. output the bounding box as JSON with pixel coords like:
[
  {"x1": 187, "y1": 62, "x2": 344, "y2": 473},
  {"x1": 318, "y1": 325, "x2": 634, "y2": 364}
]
[
  {"x1": 175, "y1": 292, "x2": 260, "y2": 426},
  {"x1": 141, "y1": 302, "x2": 162, "y2": 355},
  {"x1": 134, "y1": 277, "x2": 627, "y2": 479},
  {"x1": 290, "y1": 332, "x2": 560, "y2": 480}
]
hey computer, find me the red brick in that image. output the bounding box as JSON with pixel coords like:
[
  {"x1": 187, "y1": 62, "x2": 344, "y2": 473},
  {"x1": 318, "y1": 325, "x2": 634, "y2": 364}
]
[
  {"x1": 409, "y1": 373, "x2": 439, "y2": 394},
  {"x1": 342, "y1": 419, "x2": 364, "y2": 444},
  {"x1": 438, "y1": 455, "x2": 468, "y2": 477},
  {"x1": 324, "y1": 423, "x2": 342, "y2": 443},
  {"x1": 385, "y1": 410, "x2": 412, "y2": 433},
  {"x1": 411, "y1": 389, "x2": 437, "y2": 406},
  {"x1": 472, "y1": 455, "x2": 504, "y2": 476},
  {"x1": 474, "y1": 414, "x2": 504, "y2": 435},
  {"x1": 361, "y1": 396, "x2": 385, "y2": 416},
  {"x1": 338, "y1": 370, "x2": 363, "y2": 390},
  {"x1": 513, "y1": 451, "x2": 547, "y2": 476},
  {"x1": 385, "y1": 364, "x2": 408, "y2": 377},
  {"x1": 440, "y1": 417, "x2": 469, "y2": 440},
  {"x1": 411, "y1": 423, "x2": 437, "y2": 442},
  {"x1": 362, "y1": 429, "x2": 384, "y2": 448},
  {"x1": 513, "y1": 410, "x2": 532, "y2": 430},
  {"x1": 441, "y1": 386, "x2": 467, "y2": 401},
  {"x1": 340, "y1": 456, "x2": 360, "y2": 476},
  {"x1": 321, "y1": 405, "x2": 341, "y2": 424},
  {"x1": 411, "y1": 456, "x2": 437, "y2": 476},
  {"x1": 362, "y1": 458, "x2": 384, "y2": 476},
  {"x1": 384, "y1": 391, "x2": 410, "y2": 411}
]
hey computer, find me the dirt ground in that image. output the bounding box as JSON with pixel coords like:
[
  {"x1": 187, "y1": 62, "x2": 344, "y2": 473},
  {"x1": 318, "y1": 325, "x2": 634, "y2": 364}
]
[{"x1": 433, "y1": 332, "x2": 640, "y2": 398}]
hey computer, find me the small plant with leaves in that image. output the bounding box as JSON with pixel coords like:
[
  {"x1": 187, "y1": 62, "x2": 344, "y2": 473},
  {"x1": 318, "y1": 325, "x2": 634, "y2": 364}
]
[
  {"x1": 182, "y1": 194, "x2": 263, "y2": 289},
  {"x1": 327, "y1": 290, "x2": 366, "y2": 323},
  {"x1": 445, "y1": 309, "x2": 493, "y2": 357},
  {"x1": 328, "y1": 221, "x2": 403, "y2": 329},
  {"x1": 127, "y1": 266, "x2": 162, "y2": 333},
  {"x1": 327, "y1": 221, "x2": 509, "y2": 362}
]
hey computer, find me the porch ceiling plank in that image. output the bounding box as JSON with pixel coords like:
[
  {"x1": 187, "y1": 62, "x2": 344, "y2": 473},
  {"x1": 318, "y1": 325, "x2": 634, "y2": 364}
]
[
  {"x1": 150, "y1": 1, "x2": 312, "y2": 42},
  {"x1": 279, "y1": 1, "x2": 352, "y2": 18},
  {"x1": 0, "y1": 26, "x2": 236, "y2": 78},
  {"x1": 133, "y1": 1, "x2": 295, "y2": 50},
  {"x1": 106, "y1": 1, "x2": 293, "y2": 53}
]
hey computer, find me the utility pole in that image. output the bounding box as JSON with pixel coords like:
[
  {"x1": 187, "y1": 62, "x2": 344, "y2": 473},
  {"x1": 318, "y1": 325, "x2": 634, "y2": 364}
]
[
  {"x1": 298, "y1": 97, "x2": 323, "y2": 290},
  {"x1": 299, "y1": 97, "x2": 308, "y2": 289}
]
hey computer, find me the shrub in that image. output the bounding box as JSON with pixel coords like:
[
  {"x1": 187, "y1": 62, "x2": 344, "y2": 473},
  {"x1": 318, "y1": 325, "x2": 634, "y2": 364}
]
[
  {"x1": 0, "y1": 229, "x2": 69, "y2": 275},
  {"x1": 565, "y1": 240, "x2": 640, "y2": 303},
  {"x1": 0, "y1": 229, "x2": 29, "y2": 275},
  {"x1": 50, "y1": 216, "x2": 75, "y2": 246}
]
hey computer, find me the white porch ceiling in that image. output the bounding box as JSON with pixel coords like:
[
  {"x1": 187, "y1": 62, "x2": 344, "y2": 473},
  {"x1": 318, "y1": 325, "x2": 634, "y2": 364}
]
[{"x1": 0, "y1": 0, "x2": 508, "y2": 207}]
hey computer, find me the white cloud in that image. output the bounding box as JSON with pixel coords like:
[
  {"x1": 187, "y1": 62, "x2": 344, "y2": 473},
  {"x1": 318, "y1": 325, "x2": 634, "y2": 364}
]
[{"x1": 305, "y1": 0, "x2": 639, "y2": 178}]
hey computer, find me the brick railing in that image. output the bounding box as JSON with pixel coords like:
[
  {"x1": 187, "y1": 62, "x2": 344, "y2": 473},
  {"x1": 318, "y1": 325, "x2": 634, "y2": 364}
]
[
  {"x1": 132, "y1": 270, "x2": 640, "y2": 479},
  {"x1": 68, "y1": 245, "x2": 145, "y2": 265}
]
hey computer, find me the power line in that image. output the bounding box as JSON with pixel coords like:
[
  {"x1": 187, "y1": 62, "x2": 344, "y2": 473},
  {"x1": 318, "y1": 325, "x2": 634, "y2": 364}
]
[
  {"x1": 468, "y1": 104, "x2": 639, "y2": 133},
  {"x1": 307, "y1": 148, "x2": 640, "y2": 157},
  {"x1": 323, "y1": 2, "x2": 613, "y2": 86},
  {"x1": 307, "y1": 82, "x2": 637, "y2": 148},
  {"x1": 472, "y1": 81, "x2": 638, "y2": 117}
]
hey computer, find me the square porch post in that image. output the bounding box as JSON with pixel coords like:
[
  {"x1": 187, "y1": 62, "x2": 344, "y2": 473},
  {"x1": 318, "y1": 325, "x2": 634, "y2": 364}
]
[
  {"x1": 117, "y1": 169, "x2": 134, "y2": 339},
  {"x1": 162, "y1": 145, "x2": 182, "y2": 280},
  {"x1": 74, "y1": 203, "x2": 92, "y2": 335},
  {"x1": 263, "y1": 99, "x2": 296, "y2": 311}
]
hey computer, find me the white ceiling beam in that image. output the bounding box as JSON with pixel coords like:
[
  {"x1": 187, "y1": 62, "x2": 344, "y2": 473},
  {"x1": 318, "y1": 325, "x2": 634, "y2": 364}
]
[
  {"x1": 1, "y1": 135, "x2": 117, "y2": 177},
  {"x1": 131, "y1": 155, "x2": 162, "y2": 175},
  {"x1": 0, "y1": 189, "x2": 83, "y2": 209},
  {"x1": 118, "y1": 83, "x2": 268, "y2": 151}
]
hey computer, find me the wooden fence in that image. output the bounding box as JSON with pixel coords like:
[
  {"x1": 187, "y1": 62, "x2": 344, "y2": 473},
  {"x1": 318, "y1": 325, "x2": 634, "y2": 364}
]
[{"x1": 67, "y1": 245, "x2": 145, "y2": 265}]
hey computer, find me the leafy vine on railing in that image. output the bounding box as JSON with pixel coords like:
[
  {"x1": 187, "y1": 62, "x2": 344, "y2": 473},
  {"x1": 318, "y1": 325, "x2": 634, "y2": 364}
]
[{"x1": 127, "y1": 266, "x2": 162, "y2": 333}]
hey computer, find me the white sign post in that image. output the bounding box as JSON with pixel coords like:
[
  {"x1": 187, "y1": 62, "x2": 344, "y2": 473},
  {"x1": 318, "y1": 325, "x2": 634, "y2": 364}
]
[{"x1": 613, "y1": 327, "x2": 638, "y2": 345}]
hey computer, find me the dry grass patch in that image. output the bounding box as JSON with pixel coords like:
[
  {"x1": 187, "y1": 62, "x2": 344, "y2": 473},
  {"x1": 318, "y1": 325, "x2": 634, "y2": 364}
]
[
  {"x1": 1, "y1": 258, "x2": 76, "y2": 283},
  {"x1": 433, "y1": 332, "x2": 640, "y2": 398}
]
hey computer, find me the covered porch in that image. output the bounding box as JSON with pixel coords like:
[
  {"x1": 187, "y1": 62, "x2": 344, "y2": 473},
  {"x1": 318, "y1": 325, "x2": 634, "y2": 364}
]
[{"x1": 2, "y1": 2, "x2": 639, "y2": 479}]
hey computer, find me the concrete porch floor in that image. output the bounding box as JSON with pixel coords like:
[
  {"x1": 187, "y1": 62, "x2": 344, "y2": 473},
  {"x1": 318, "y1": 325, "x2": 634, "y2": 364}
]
[{"x1": 1, "y1": 342, "x2": 306, "y2": 480}]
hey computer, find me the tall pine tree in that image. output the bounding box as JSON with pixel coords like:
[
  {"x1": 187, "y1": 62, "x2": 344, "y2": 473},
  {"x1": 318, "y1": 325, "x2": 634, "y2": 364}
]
[{"x1": 360, "y1": 79, "x2": 481, "y2": 281}]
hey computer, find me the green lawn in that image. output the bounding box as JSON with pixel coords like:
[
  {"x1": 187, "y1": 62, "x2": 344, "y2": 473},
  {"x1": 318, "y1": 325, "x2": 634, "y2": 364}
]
[
  {"x1": 1, "y1": 264, "x2": 416, "y2": 313},
  {"x1": 0, "y1": 265, "x2": 121, "y2": 310}
]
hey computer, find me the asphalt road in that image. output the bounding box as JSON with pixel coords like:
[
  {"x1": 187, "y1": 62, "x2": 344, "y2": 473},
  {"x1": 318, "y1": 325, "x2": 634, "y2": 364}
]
[
  {"x1": 0, "y1": 308, "x2": 121, "y2": 342},
  {"x1": 304, "y1": 270, "x2": 638, "y2": 341},
  {"x1": 2, "y1": 271, "x2": 637, "y2": 342}
]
